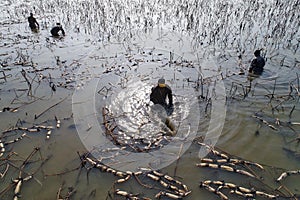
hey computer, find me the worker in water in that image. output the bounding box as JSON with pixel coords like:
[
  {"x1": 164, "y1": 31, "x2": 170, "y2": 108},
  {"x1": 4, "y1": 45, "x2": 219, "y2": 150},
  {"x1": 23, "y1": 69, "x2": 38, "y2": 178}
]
[
  {"x1": 150, "y1": 78, "x2": 173, "y2": 115},
  {"x1": 28, "y1": 13, "x2": 39, "y2": 31},
  {"x1": 50, "y1": 23, "x2": 65, "y2": 37},
  {"x1": 150, "y1": 78, "x2": 175, "y2": 135},
  {"x1": 248, "y1": 49, "x2": 265, "y2": 75}
]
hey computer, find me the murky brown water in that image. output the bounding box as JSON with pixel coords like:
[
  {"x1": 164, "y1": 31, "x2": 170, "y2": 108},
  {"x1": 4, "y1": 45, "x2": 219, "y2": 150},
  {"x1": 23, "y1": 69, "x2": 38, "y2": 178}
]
[{"x1": 1, "y1": 0, "x2": 300, "y2": 199}]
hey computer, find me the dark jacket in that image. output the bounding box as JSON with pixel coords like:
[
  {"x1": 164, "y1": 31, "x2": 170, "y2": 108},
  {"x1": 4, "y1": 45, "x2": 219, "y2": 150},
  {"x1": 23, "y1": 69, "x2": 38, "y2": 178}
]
[
  {"x1": 51, "y1": 26, "x2": 65, "y2": 37},
  {"x1": 28, "y1": 16, "x2": 39, "y2": 30},
  {"x1": 150, "y1": 85, "x2": 173, "y2": 106},
  {"x1": 249, "y1": 56, "x2": 265, "y2": 75}
]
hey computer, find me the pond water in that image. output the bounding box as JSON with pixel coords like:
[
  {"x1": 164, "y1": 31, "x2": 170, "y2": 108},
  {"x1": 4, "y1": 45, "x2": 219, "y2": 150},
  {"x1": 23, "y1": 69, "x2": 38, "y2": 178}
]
[{"x1": 0, "y1": 0, "x2": 300, "y2": 199}]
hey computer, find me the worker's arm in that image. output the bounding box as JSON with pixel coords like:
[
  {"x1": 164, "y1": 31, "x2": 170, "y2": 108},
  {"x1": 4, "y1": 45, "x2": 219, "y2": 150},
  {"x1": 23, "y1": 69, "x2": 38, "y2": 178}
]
[
  {"x1": 61, "y1": 28, "x2": 65, "y2": 36},
  {"x1": 150, "y1": 87, "x2": 157, "y2": 104},
  {"x1": 249, "y1": 59, "x2": 257, "y2": 72},
  {"x1": 35, "y1": 19, "x2": 39, "y2": 28}
]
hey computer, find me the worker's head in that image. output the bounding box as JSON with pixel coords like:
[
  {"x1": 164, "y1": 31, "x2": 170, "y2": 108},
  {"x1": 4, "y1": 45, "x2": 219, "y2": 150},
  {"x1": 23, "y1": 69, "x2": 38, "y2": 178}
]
[
  {"x1": 254, "y1": 50, "x2": 261, "y2": 57},
  {"x1": 56, "y1": 22, "x2": 61, "y2": 27},
  {"x1": 30, "y1": 13, "x2": 33, "y2": 17},
  {"x1": 158, "y1": 78, "x2": 166, "y2": 87}
]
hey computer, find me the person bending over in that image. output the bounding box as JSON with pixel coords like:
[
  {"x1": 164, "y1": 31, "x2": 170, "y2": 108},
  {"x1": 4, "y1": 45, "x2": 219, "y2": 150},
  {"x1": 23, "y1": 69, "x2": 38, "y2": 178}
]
[
  {"x1": 150, "y1": 78, "x2": 173, "y2": 115},
  {"x1": 51, "y1": 23, "x2": 65, "y2": 37}
]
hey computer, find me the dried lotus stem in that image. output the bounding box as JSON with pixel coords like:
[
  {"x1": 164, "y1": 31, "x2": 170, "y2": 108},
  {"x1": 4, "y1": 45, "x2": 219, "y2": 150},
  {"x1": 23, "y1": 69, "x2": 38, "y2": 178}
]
[
  {"x1": 200, "y1": 179, "x2": 279, "y2": 199},
  {"x1": 46, "y1": 130, "x2": 51, "y2": 140},
  {"x1": 251, "y1": 115, "x2": 278, "y2": 131},
  {"x1": 198, "y1": 142, "x2": 264, "y2": 170},
  {"x1": 199, "y1": 182, "x2": 228, "y2": 200},
  {"x1": 0, "y1": 140, "x2": 5, "y2": 157},
  {"x1": 197, "y1": 163, "x2": 255, "y2": 178},
  {"x1": 4, "y1": 133, "x2": 27, "y2": 145},
  {"x1": 55, "y1": 116, "x2": 61, "y2": 128},
  {"x1": 84, "y1": 156, "x2": 128, "y2": 178},
  {"x1": 277, "y1": 170, "x2": 300, "y2": 182},
  {"x1": 114, "y1": 189, "x2": 151, "y2": 200},
  {"x1": 116, "y1": 174, "x2": 131, "y2": 183},
  {"x1": 155, "y1": 191, "x2": 184, "y2": 199}
]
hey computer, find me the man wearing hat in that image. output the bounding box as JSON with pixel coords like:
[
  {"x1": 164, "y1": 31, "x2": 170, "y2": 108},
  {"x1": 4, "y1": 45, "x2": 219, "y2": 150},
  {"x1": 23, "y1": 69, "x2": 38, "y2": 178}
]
[
  {"x1": 150, "y1": 78, "x2": 175, "y2": 135},
  {"x1": 249, "y1": 49, "x2": 265, "y2": 75},
  {"x1": 50, "y1": 23, "x2": 65, "y2": 37},
  {"x1": 150, "y1": 78, "x2": 173, "y2": 114}
]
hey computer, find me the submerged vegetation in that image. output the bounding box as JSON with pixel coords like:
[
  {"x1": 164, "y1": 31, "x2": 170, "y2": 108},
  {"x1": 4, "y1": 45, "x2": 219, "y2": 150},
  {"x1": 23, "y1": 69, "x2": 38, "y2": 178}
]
[{"x1": 0, "y1": 0, "x2": 299, "y2": 199}]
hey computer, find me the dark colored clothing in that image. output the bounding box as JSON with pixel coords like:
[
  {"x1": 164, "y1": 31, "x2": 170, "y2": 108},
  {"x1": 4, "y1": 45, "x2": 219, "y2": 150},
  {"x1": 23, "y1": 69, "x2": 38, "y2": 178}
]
[
  {"x1": 150, "y1": 85, "x2": 173, "y2": 107},
  {"x1": 249, "y1": 55, "x2": 265, "y2": 75},
  {"x1": 28, "y1": 16, "x2": 39, "y2": 30},
  {"x1": 51, "y1": 26, "x2": 65, "y2": 37}
]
